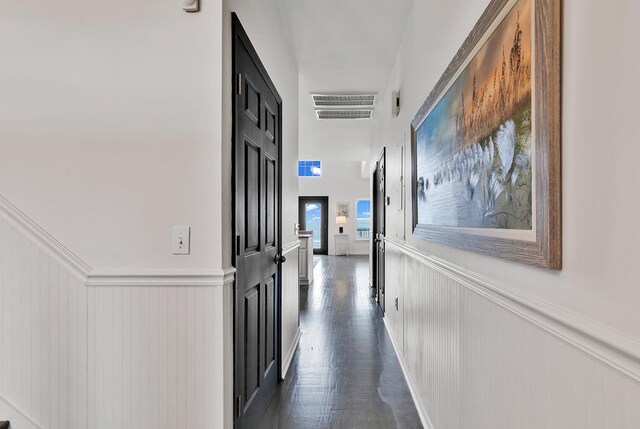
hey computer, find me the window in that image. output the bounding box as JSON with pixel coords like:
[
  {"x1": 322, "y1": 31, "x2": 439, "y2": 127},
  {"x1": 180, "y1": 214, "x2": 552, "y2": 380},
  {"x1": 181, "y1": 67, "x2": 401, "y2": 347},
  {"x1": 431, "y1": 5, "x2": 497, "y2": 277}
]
[
  {"x1": 298, "y1": 160, "x2": 322, "y2": 177},
  {"x1": 356, "y1": 199, "x2": 371, "y2": 239}
]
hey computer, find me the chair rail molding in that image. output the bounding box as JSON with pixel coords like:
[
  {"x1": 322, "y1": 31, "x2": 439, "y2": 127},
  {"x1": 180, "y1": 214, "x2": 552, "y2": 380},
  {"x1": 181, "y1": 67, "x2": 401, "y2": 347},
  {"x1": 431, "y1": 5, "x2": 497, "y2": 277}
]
[
  {"x1": 282, "y1": 239, "x2": 301, "y2": 255},
  {"x1": 0, "y1": 193, "x2": 237, "y2": 288},
  {"x1": 85, "y1": 267, "x2": 236, "y2": 287},
  {"x1": 385, "y1": 238, "x2": 640, "y2": 384},
  {"x1": 0, "y1": 193, "x2": 91, "y2": 281}
]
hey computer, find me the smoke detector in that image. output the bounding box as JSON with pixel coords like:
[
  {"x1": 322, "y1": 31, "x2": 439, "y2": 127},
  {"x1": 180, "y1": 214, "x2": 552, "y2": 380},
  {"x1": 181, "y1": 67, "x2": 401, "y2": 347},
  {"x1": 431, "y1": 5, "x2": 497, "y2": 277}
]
[{"x1": 391, "y1": 90, "x2": 400, "y2": 117}]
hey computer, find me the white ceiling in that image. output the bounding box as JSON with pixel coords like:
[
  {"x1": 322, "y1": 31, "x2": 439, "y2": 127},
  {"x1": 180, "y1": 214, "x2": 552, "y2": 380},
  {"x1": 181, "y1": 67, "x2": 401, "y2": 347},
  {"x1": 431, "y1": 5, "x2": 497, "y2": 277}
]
[{"x1": 276, "y1": 0, "x2": 415, "y2": 161}]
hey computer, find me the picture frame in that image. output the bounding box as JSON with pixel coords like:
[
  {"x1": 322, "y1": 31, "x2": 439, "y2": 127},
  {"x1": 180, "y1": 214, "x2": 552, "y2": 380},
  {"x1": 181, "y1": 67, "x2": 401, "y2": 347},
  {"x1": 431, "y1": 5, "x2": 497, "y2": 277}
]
[
  {"x1": 336, "y1": 202, "x2": 349, "y2": 218},
  {"x1": 410, "y1": 0, "x2": 561, "y2": 269}
]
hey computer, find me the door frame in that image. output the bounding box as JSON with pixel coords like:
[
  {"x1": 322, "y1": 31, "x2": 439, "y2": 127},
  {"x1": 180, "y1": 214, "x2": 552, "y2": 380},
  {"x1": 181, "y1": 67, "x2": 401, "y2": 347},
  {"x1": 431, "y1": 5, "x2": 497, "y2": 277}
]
[
  {"x1": 298, "y1": 196, "x2": 329, "y2": 255},
  {"x1": 372, "y1": 148, "x2": 386, "y2": 313},
  {"x1": 231, "y1": 12, "x2": 284, "y2": 425}
]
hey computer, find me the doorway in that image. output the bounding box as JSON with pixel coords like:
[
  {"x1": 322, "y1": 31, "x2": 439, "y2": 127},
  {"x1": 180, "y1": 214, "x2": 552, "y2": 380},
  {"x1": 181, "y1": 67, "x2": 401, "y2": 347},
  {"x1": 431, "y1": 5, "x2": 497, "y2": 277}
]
[
  {"x1": 232, "y1": 13, "x2": 283, "y2": 428},
  {"x1": 298, "y1": 196, "x2": 329, "y2": 255},
  {"x1": 372, "y1": 149, "x2": 386, "y2": 313}
]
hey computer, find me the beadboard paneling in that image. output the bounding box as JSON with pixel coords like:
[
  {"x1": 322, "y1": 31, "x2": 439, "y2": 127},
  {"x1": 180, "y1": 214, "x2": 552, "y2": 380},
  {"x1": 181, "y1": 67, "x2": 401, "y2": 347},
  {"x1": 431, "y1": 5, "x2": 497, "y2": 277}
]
[
  {"x1": 281, "y1": 241, "x2": 301, "y2": 377},
  {"x1": 384, "y1": 245, "x2": 404, "y2": 350},
  {"x1": 0, "y1": 212, "x2": 88, "y2": 429},
  {"x1": 87, "y1": 284, "x2": 226, "y2": 429},
  {"x1": 385, "y1": 240, "x2": 640, "y2": 429}
]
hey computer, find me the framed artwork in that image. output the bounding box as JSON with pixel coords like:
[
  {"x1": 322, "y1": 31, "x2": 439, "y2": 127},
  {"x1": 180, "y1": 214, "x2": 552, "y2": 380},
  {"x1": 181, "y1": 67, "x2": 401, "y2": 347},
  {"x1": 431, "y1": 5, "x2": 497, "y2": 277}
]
[
  {"x1": 336, "y1": 202, "x2": 349, "y2": 218},
  {"x1": 410, "y1": 0, "x2": 561, "y2": 269}
]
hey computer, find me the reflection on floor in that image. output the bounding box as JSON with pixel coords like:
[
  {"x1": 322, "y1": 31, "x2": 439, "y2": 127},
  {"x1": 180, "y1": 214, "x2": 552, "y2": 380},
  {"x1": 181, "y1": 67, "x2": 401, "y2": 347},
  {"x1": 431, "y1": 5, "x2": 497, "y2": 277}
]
[{"x1": 262, "y1": 255, "x2": 422, "y2": 428}]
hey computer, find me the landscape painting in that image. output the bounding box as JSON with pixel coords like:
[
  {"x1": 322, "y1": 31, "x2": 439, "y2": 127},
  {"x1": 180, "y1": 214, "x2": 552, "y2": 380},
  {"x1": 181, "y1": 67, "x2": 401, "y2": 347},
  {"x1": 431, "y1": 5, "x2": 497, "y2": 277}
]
[{"x1": 415, "y1": 0, "x2": 532, "y2": 230}]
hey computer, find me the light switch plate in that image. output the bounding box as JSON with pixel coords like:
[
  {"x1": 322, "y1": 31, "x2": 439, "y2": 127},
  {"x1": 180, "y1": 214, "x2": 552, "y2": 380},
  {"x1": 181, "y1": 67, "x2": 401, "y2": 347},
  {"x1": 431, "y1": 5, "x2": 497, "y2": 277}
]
[{"x1": 172, "y1": 226, "x2": 191, "y2": 255}]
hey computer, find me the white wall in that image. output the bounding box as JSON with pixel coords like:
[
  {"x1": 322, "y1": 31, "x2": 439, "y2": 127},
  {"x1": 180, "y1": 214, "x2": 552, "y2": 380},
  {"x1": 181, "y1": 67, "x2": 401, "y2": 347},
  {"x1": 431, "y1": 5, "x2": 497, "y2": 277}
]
[
  {"x1": 0, "y1": 0, "x2": 223, "y2": 272},
  {"x1": 373, "y1": 0, "x2": 640, "y2": 427},
  {"x1": 299, "y1": 161, "x2": 371, "y2": 256},
  {"x1": 0, "y1": 1, "x2": 238, "y2": 428}
]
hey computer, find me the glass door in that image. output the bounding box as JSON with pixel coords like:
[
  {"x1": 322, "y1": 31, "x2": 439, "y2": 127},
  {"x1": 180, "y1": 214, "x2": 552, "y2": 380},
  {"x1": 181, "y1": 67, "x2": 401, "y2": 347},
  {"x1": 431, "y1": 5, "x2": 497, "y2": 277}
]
[{"x1": 298, "y1": 196, "x2": 328, "y2": 255}]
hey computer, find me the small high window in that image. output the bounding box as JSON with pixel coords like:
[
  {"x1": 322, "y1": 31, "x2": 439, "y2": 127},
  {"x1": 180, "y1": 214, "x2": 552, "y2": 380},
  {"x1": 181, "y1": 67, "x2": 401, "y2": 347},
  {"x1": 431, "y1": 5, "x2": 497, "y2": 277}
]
[{"x1": 298, "y1": 160, "x2": 322, "y2": 177}]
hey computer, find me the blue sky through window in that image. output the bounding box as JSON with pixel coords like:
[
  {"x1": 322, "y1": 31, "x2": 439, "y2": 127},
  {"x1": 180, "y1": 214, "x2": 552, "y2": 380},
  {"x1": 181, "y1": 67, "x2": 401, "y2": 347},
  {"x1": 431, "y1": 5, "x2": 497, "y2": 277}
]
[
  {"x1": 305, "y1": 203, "x2": 322, "y2": 249},
  {"x1": 356, "y1": 199, "x2": 371, "y2": 237},
  {"x1": 298, "y1": 160, "x2": 322, "y2": 177}
]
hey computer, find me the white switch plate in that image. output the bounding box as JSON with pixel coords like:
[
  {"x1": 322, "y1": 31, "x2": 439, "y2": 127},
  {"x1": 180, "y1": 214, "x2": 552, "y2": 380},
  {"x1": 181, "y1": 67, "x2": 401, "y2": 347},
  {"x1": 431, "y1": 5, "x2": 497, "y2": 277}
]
[{"x1": 172, "y1": 226, "x2": 191, "y2": 255}]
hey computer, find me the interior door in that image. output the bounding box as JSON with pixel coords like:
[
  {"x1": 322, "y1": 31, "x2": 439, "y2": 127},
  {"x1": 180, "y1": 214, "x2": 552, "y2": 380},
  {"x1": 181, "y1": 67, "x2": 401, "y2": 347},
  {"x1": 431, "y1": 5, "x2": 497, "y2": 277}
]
[
  {"x1": 374, "y1": 149, "x2": 386, "y2": 313},
  {"x1": 233, "y1": 14, "x2": 283, "y2": 428},
  {"x1": 298, "y1": 196, "x2": 328, "y2": 255}
]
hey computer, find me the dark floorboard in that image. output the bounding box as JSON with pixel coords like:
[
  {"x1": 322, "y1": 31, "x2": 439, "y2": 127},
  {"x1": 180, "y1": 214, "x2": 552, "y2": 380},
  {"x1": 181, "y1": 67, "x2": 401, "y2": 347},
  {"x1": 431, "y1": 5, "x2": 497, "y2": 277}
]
[{"x1": 261, "y1": 255, "x2": 422, "y2": 429}]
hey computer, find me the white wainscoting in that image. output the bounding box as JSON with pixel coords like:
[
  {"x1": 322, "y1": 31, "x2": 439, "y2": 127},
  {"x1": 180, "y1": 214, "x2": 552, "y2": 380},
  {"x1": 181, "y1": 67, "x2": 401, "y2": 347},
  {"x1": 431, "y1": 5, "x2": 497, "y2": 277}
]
[
  {"x1": 281, "y1": 240, "x2": 301, "y2": 377},
  {"x1": 0, "y1": 195, "x2": 236, "y2": 429},
  {"x1": 87, "y1": 283, "x2": 229, "y2": 429},
  {"x1": 384, "y1": 239, "x2": 640, "y2": 429},
  {"x1": 0, "y1": 196, "x2": 89, "y2": 429}
]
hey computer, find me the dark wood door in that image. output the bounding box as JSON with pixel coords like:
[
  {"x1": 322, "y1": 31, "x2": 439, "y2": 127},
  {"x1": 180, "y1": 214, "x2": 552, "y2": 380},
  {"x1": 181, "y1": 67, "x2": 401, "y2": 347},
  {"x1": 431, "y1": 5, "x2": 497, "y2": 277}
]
[
  {"x1": 374, "y1": 149, "x2": 386, "y2": 313},
  {"x1": 298, "y1": 196, "x2": 328, "y2": 255},
  {"x1": 233, "y1": 14, "x2": 283, "y2": 428}
]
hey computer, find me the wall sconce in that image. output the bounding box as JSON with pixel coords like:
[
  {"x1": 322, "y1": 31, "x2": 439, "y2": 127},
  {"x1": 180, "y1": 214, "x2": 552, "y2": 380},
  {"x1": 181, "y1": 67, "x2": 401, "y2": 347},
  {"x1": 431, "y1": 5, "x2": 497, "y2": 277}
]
[
  {"x1": 182, "y1": 0, "x2": 199, "y2": 12},
  {"x1": 336, "y1": 216, "x2": 347, "y2": 234}
]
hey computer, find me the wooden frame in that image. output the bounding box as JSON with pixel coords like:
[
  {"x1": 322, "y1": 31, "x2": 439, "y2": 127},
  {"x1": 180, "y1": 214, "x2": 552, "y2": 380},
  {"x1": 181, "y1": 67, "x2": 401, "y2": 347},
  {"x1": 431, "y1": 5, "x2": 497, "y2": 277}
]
[
  {"x1": 336, "y1": 202, "x2": 349, "y2": 218},
  {"x1": 410, "y1": 0, "x2": 561, "y2": 269}
]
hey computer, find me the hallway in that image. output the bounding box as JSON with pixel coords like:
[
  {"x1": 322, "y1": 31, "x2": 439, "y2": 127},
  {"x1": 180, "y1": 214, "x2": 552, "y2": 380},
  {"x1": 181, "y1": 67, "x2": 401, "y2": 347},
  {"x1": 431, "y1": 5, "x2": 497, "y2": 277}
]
[{"x1": 262, "y1": 256, "x2": 421, "y2": 428}]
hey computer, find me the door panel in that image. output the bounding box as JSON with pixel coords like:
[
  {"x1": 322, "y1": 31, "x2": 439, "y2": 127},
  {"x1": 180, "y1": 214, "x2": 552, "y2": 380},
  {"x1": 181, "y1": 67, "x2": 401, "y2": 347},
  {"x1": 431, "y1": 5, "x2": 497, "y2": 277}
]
[
  {"x1": 233, "y1": 14, "x2": 283, "y2": 428},
  {"x1": 245, "y1": 140, "x2": 261, "y2": 253},
  {"x1": 374, "y1": 149, "x2": 386, "y2": 313},
  {"x1": 266, "y1": 156, "x2": 276, "y2": 248},
  {"x1": 265, "y1": 276, "x2": 275, "y2": 366},
  {"x1": 244, "y1": 285, "x2": 260, "y2": 403}
]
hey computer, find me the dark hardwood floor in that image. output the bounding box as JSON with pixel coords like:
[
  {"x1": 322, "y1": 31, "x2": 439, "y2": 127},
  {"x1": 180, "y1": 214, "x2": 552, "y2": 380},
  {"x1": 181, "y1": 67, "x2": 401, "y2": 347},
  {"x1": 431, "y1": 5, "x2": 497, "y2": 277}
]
[{"x1": 262, "y1": 255, "x2": 422, "y2": 428}]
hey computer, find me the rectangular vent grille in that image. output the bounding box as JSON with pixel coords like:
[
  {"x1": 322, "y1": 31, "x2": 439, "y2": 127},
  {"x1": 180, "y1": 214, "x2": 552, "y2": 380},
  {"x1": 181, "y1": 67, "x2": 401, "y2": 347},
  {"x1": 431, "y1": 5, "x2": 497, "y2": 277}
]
[
  {"x1": 316, "y1": 110, "x2": 373, "y2": 120},
  {"x1": 312, "y1": 94, "x2": 376, "y2": 108}
]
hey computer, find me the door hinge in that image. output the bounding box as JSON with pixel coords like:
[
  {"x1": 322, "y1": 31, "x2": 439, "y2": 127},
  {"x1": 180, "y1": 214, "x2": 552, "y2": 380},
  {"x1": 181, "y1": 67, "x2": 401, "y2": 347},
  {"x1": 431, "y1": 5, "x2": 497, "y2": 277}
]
[
  {"x1": 235, "y1": 395, "x2": 243, "y2": 418},
  {"x1": 236, "y1": 235, "x2": 241, "y2": 255},
  {"x1": 237, "y1": 73, "x2": 243, "y2": 96}
]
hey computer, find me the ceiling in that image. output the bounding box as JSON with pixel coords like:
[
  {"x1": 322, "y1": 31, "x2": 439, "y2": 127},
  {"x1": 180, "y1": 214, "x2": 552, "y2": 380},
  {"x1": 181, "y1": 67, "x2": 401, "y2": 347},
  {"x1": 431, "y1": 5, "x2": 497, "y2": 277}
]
[{"x1": 276, "y1": 0, "x2": 415, "y2": 161}]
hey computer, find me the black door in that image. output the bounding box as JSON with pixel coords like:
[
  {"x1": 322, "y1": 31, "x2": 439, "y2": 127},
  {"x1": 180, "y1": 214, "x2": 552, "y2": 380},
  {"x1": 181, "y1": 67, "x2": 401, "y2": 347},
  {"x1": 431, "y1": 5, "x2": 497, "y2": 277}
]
[
  {"x1": 373, "y1": 149, "x2": 386, "y2": 313},
  {"x1": 298, "y1": 196, "x2": 328, "y2": 255},
  {"x1": 232, "y1": 14, "x2": 283, "y2": 428}
]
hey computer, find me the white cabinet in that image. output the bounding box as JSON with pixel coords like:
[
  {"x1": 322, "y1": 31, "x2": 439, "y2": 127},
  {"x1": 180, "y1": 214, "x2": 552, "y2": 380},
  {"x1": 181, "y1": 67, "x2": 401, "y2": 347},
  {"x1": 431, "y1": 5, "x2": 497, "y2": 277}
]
[
  {"x1": 298, "y1": 234, "x2": 314, "y2": 285},
  {"x1": 334, "y1": 234, "x2": 350, "y2": 256}
]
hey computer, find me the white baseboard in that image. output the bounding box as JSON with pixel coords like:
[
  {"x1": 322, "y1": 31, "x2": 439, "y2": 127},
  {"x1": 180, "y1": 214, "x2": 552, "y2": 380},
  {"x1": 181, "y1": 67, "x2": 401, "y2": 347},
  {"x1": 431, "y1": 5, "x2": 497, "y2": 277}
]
[
  {"x1": 282, "y1": 327, "x2": 301, "y2": 378},
  {"x1": 0, "y1": 395, "x2": 41, "y2": 429},
  {"x1": 383, "y1": 318, "x2": 434, "y2": 429}
]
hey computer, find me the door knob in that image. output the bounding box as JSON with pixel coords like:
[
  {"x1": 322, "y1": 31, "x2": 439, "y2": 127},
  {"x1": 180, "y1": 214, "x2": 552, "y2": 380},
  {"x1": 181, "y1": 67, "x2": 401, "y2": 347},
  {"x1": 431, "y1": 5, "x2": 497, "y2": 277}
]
[{"x1": 274, "y1": 254, "x2": 287, "y2": 264}]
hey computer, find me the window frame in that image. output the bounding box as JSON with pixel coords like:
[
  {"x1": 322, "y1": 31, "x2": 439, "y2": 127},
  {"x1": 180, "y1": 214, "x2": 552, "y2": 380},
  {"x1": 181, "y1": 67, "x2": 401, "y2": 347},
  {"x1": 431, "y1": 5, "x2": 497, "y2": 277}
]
[
  {"x1": 354, "y1": 198, "x2": 371, "y2": 241},
  {"x1": 298, "y1": 160, "x2": 322, "y2": 177}
]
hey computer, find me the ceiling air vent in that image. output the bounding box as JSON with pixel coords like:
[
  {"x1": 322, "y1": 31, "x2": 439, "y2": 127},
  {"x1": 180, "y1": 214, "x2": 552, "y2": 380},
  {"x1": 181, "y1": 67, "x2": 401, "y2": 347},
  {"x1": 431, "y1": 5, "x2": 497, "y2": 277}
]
[
  {"x1": 316, "y1": 110, "x2": 373, "y2": 120},
  {"x1": 312, "y1": 94, "x2": 376, "y2": 108}
]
